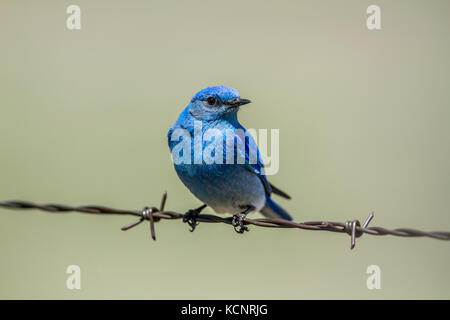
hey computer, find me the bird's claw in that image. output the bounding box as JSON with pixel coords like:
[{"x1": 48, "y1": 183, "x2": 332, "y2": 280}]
[
  {"x1": 183, "y1": 205, "x2": 207, "y2": 232},
  {"x1": 232, "y1": 213, "x2": 249, "y2": 234},
  {"x1": 183, "y1": 209, "x2": 200, "y2": 232}
]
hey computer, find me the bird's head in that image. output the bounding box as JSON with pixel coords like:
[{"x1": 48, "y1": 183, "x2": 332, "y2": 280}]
[{"x1": 186, "y1": 86, "x2": 251, "y2": 121}]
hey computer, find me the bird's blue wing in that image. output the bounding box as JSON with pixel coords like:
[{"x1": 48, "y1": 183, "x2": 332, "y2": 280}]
[{"x1": 236, "y1": 125, "x2": 272, "y2": 196}]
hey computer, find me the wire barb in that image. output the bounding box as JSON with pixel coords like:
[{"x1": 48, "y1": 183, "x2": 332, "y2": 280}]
[
  {"x1": 1, "y1": 193, "x2": 449, "y2": 249},
  {"x1": 344, "y1": 212, "x2": 375, "y2": 249}
]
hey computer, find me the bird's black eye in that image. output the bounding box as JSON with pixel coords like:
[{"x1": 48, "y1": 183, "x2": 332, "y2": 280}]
[{"x1": 206, "y1": 96, "x2": 216, "y2": 106}]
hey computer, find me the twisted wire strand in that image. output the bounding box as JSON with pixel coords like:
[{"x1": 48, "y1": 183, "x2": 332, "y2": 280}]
[{"x1": 1, "y1": 192, "x2": 449, "y2": 249}]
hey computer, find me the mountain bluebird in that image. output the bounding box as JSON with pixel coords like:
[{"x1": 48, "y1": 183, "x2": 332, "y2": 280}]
[{"x1": 168, "y1": 86, "x2": 292, "y2": 232}]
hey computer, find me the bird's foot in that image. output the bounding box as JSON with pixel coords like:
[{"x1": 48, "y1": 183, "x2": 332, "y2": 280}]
[
  {"x1": 182, "y1": 204, "x2": 207, "y2": 232},
  {"x1": 232, "y1": 206, "x2": 254, "y2": 234},
  {"x1": 232, "y1": 213, "x2": 249, "y2": 233}
]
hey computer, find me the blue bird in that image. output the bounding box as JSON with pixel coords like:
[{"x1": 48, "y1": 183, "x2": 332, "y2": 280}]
[{"x1": 167, "y1": 86, "x2": 292, "y2": 232}]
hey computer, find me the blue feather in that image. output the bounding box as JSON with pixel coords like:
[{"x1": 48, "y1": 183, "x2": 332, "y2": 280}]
[{"x1": 261, "y1": 196, "x2": 293, "y2": 221}]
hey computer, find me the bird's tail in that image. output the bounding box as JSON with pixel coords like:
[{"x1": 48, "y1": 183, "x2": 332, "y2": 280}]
[{"x1": 260, "y1": 195, "x2": 292, "y2": 221}]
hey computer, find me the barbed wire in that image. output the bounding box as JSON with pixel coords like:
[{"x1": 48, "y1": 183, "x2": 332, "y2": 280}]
[{"x1": 1, "y1": 192, "x2": 449, "y2": 249}]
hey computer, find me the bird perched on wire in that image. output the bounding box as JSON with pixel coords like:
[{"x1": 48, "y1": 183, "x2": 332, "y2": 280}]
[{"x1": 167, "y1": 86, "x2": 292, "y2": 232}]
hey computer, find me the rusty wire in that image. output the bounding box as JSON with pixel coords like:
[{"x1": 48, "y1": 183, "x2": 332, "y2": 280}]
[{"x1": 1, "y1": 192, "x2": 450, "y2": 249}]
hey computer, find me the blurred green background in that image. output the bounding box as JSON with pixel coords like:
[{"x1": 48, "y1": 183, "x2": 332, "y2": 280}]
[{"x1": 0, "y1": 0, "x2": 449, "y2": 299}]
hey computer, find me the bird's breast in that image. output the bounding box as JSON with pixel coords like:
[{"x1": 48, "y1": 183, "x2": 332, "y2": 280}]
[{"x1": 174, "y1": 163, "x2": 266, "y2": 214}]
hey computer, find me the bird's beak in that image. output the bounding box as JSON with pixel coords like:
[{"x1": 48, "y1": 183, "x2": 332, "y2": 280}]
[{"x1": 226, "y1": 98, "x2": 252, "y2": 108}]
